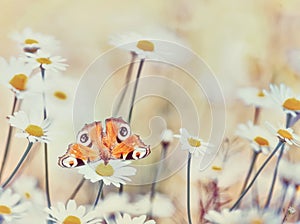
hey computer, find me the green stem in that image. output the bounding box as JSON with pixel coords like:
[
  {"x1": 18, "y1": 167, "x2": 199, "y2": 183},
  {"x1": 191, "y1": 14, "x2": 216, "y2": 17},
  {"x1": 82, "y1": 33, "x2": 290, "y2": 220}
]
[
  {"x1": 93, "y1": 180, "x2": 104, "y2": 208},
  {"x1": 67, "y1": 177, "x2": 85, "y2": 202},
  {"x1": 187, "y1": 152, "x2": 193, "y2": 224},
  {"x1": 0, "y1": 96, "x2": 18, "y2": 181},
  {"x1": 230, "y1": 141, "x2": 283, "y2": 211},
  {"x1": 276, "y1": 182, "x2": 289, "y2": 214},
  {"x1": 1, "y1": 142, "x2": 33, "y2": 188}
]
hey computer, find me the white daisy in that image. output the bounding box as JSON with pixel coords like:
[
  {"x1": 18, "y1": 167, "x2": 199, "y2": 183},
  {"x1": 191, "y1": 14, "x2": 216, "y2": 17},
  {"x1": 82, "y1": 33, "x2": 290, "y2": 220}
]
[
  {"x1": 205, "y1": 209, "x2": 243, "y2": 224},
  {"x1": 236, "y1": 121, "x2": 277, "y2": 154},
  {"x1": 266, "y1": 122, "x2": 300, "y2": 147},
  {"x1": 0, "y1": 57, "x2": 33, "y2": 99},
  {"x1": 45, "y1": 200, "x2": 102, "y2": 224},
  {"x1": 264, "y1": 84, "x2": 300, "y2": 117},
  {"x1": 278, "y1": 159, "x2": 300, "y2": 186},
  {"x1": 12, "y1": 176, "x2": 45, "y2": 205},
  {"x1": 108, "y1": 213, "x2": 155, "y2": 224},
  {"x1": 0, "y1": 188, "x2": 31, "y2": 222},
  {"x1": 176, "y1": 128, "x2": 210, "y2": 157},
  {"x1": 242, "y1": 209, "x2": 281, "y2": 224},
  {"x1": 7, "y1": 111, "x2": 51, "y2": 143},
  {"x1": 10, "y1": 27, "x2": 60, "y2": 54},
  {"x1": 237, "y1": 86, "x2": 274, "y2": 108},
  {"x1": 23, "y1": 51, "x2": 68, "y2": 73},
  {"x1": 160, "y1": 129, "x2": 174, "y2": 145},
  {"x1": 78, "y1": 160, "x2": 136, "y2": 187}
]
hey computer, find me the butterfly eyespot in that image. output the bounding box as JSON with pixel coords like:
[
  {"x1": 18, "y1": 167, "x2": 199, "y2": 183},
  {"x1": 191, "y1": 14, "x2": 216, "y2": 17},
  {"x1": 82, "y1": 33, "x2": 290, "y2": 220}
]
[
  {"x1": 117, "y1": 124, "x2": 131, "y2": 141},
  {"x1": 61, "y1": 157, "x2": 78, "y2": 168},
  {"x1": 77, "y1": 131, "x2": 91, "y2": 146},
  {"x1": 132, "y1": 148, "x2": 147, "y2": 160}
]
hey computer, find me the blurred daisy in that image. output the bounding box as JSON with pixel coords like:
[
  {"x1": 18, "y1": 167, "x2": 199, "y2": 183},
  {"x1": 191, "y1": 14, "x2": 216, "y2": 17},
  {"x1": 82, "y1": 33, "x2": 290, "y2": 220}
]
[
  {"x1": 78, "y1": 160, "x2": 136, "y2": 187},
  {"x1": 7, "y1": 111, "x2": 51, "y2": 143},
  {"x1": 160, "y1": 129, "x2": 174, "y2": 146},
  {"x1": 236, "y1": 121, "x2": 277, "y2": 154},
  {"x1": 237, "y1": 86, "x2": 273, "y2": 108},
  {"x1": 205, "y1": 209, "x2": 243, "y2": 224},
  {"x1": 0, "y1": 57, "x2": 33, "y2": 99},
  {"x1": 242, "y1": 209, "x2": 281, "y2": 224},
  {"x1": 0, "y1": 188, "x2": 30, "y2": 222},
  {"x1": 10, "y1": 27, "x2": 60, "y2": 54},
  {"x1": 279, "y1": 159, "x2": 300, "y2": 186},
  {"x1": 176, "y1": 128, "x2": 210, "y2": 157},
  {"x1": 108, "y1": 213, "x2": 155, "y2": 224},
  {"x1": 264, "y1": 84, "x2": 300, "y2": 117},
  {"x1": 24, "y1": 51, "x2": 68, "y2": 73},
  {"x1": 45, "y1": 200, "x2": 101, "y2": 224},
  {"x1": 12, "y1": 176, "x2": 44, "y2": 205},
  {"x1": 266, "y1": 122, "x2": 300, "y2": 146}
]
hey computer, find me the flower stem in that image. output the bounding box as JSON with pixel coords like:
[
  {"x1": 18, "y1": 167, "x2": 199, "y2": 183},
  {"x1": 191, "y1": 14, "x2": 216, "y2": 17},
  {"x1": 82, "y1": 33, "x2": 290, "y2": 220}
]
[
  {"x1": 67, "y1": 177, "x2": 85, "y2": 202},
  {"x1": 264, "y1": 143, "x2": 285, "y2": 209},
  {"x1": 127, "y1": 58, "x2": 145, "y2": 124},
  {"x1": 113, "y1": 52, "x2": 137, "y2": 117},
  {"x1": 0, "y1": 96, "x2": 18, "y2": 182},
  {"x1": 230, "y1": 141, "x2": 283, "y2": 211},
  {"x1": 276, "y1": 183, "x2": 289, "y2": 214},
  {"x1": 93, "y1": 180, "x2": 104, "y2": 208},
  {"x1": 1, "y1": 142, "x2": 33, "y2": 188},
  {"x1": 253, "y1": 106, "x2": 261, "y2": 125},
  {"x1": 187, "y1": 152, "x2": 193, "y2": 224}
]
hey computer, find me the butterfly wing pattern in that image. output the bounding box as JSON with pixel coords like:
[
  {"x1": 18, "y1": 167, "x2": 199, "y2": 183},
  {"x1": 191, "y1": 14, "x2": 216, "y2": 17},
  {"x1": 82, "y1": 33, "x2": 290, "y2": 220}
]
[{"x1": 58, "y1": 117, "x2": 150, "y2": 168}]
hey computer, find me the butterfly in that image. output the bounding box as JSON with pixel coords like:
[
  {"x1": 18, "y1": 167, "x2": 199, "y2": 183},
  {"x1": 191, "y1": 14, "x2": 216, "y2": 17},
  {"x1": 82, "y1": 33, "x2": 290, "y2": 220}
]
[{"x1": 58, "y1": 117, "x2": 151, "y2": 168}]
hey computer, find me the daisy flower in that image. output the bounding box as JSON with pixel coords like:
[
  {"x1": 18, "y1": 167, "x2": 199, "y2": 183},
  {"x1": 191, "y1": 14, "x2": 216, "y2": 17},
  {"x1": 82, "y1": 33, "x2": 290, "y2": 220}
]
[
  {"x1": 7, "y1": 111, "x2": 51, "y2": 143},
  {"x1": 264, "y1": 84, "x2": 300, "y2": 117},
  {"x1": 0, "y1": 57, "x2": 33, "y2": 99},
  {"x1": 23, "y1": 50, "x2": 68, "y2": 73},
  {"x1": 236, "y1": 121, "x2": 277, "y2": 154},
  {"x1": 0, "y1": 188, "x2": 31, "y2": 222},
  {"x1": 237, "y1": 86, "x2": 273, "y2": 108},
  {"x1": 266, "y1": 122, "x2": 300, "y2": 147},
  {"x1": 107, "y1": 213, "x2": 155, "y2": 224},
  {"x1": 78, "y1": 160, "x2": 136, "y2": 187},
  {"x1": 176, "y1": 128, "x2": 210, "y2": 157},
  {"x1": 205, "y1": 209, "x2": 243, "y2": 224},
  {"x1": 10, "y1": 27, "x2": 60, "y2": 54},
  {"x1": 242, "y1": 209, "x2": 281, "y2": 224},
  {"x1": 278, "y1": 159, "x2": 300, "y2": 186},
  {"x1": 45, "y1": 200, "x2": 102, "y2": 224}
]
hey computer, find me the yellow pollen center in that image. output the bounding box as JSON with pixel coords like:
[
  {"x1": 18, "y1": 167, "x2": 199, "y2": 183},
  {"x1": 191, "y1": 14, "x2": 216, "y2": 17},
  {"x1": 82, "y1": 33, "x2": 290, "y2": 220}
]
[
  {"x1": 136, "y1": 40, "x2": 154, "y2": 52},
  {"x1": 24, "y1": 38, "x2": 39, "y2": 44},
  {"x1": 25, "y1": 124, "x2": 44, "y2": 137},
  {"x1": 24, "y1": 192, "x2": 31, "y2": 199},
  {"x1": 36, "y1": 57, "x2": 52, "y2": 65},
  {"x1": 251, "y1": 219, "x2": 263, "y2": 224},
  {"x1": 9, "y1": 74, "x2": 28, "y2": 91},
  {"x1": 188, "y1": 137, "x2": 201, "y2": 147},
  {"x1": 211, "y1": 165, "x2": 222, "y2": 171},
  {"x1": 54, "y1": 91, "x2": 67, "y2": 100},
  {"x1": 0, "y1": 205, "x2": 12, "y2": 215},
  {"x1": 257, "y1": 90, "x2": 265, "y2": 97},
  {"x1": 277, "y1": 129, "x2": 293, "y2": 140},
  {"x1": 63, "y1": 215, "x2": 81, "y2": 224},
  {"x1": 95, "y1": 163, "x2": 114, "y2": 176},
  {"x1": 254, "y1": 136, "x2": 269, "y2": 146},
  {"x1": 283, "y1": 98, "x2": 300, "y2": 111}
]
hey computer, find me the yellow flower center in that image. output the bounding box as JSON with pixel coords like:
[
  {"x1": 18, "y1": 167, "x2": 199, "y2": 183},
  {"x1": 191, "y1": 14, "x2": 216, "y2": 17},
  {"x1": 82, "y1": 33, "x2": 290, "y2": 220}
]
[
  {"x1": 36, "y1": 57, "x2": 52, "y2": 65},
  {"x1": 25, "y1": 124, "x2": 44, "y2": 137},
  {"x1": 95, "y1": 163, "x2": 114, "y2": 176},
  {"x1": 24, "y1": 38, "x2": 39, "y2": 44},
  {"x1": 136, "y1": 40, "x2": 154, "y2": 52},
  {"x1": 24, "y1": 192, "x2": 31, "y2": 199},
  {"x1": 254, "y1": 136, "x2": 269, "y2": 146},
  {"x1": 0, "y1": 205, "x2": 12, "y2": 215},
  {"x1": 250, "y1": 219, "x2": 263, "y2": 224},
  {"x1": 54, "y1": 91, "x2": 67, "y2": 100},
  {"x1": 63, "y1": 215, "x2": 81, "y2": 224},
  {"x1": 9, "y1": 74, "x2": 28, "y2": 91},
  {"x1": 277, "y1": 129, "x2": 293, "y2": 140},
  {"x1": 283, "y1": 98, "x2": 300, "y2": 111},
  {"x1": 188, "y1": 137, "x2": 201, "y2": 147},
  {"x1": 211, "y1": 165, "x2": 222, "y2": 171},
  {"x1": 257, "y1": 90, "x2": 265, "y2": 97}
]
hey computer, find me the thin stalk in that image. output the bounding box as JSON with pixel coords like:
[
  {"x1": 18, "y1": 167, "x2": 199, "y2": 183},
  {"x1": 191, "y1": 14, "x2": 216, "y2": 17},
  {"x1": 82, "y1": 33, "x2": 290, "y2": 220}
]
[
  {"x1": 0, "y1": 96, "x2": 18, "y2": 181},
  {"x1": 127, "y1": 58, "x2": 145, "y2": 124},
  {"x1": 264, "y1": 143, "x2": 285, "y2": 209},
  {"x1": 1, "y1": 142, "x2": 33, "y2": 188},
  {"x1": 67, "y1": 177, "x2": 86, "y2": 201},
  {"x1": 93, "y1": 180, "x2": 104, "y2": 208},
  {"x1": 253, "y1": 107, "x2": 260, "y2": 125},
  {"x1": 113, "y1": 52, "x2": 137, "y2": 116},
  {"x1": 282, "y1": 186, "x2": 297, "y2": 222},
  {"x1": 187, "y1": 152, "x2": 193, "y2": 224},
  {"x1": 276, "y1": 182, "x2": 289, "y2": 214},
  {"x1": 230, "y1": 141, "x2": 283, "y2": 211}
]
